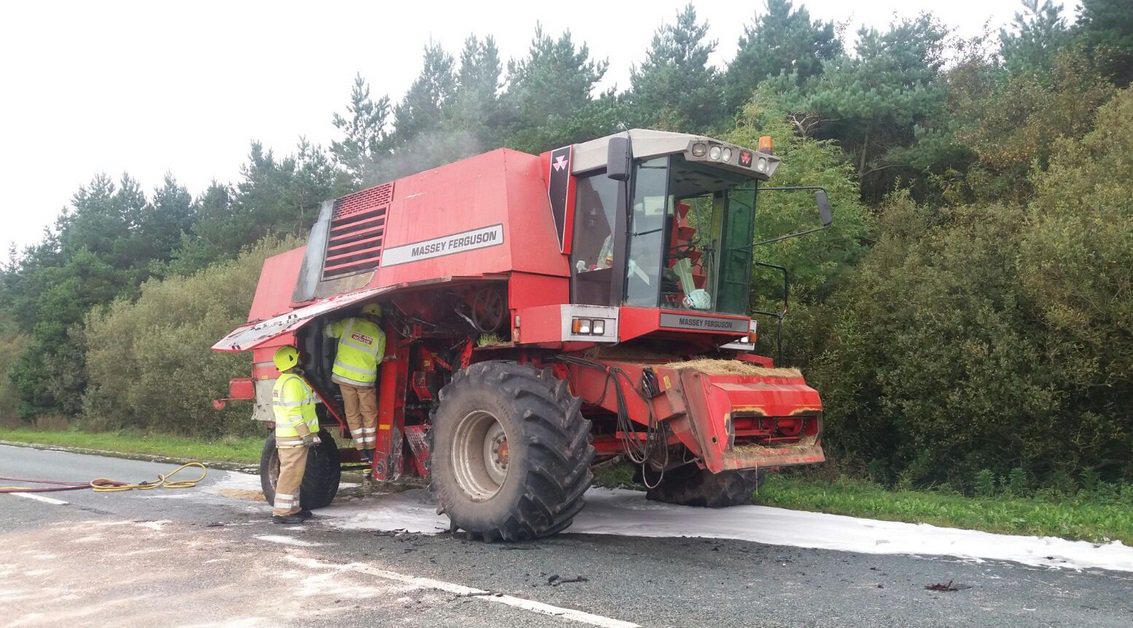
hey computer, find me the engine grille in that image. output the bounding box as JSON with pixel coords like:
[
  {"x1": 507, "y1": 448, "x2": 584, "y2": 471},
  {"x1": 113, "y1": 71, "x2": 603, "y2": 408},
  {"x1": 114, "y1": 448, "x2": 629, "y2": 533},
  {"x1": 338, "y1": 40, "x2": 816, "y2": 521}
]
[{"x1": 321, "y1": 183, "x2": 393, "y2": 279}]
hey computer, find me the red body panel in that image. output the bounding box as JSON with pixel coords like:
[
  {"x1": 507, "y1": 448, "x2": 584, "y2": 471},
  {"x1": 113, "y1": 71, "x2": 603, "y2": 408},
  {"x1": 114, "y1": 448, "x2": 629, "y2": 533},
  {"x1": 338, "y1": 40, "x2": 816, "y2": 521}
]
[
  {"x1": 514, "y1": 304, "x2": 568, "y2": 347},
  {"x1": 252, "y1": 337, "x2": 294, "y2": 380},
  {"x1": 248, "y1": 248, "x2": 307, "y2": 322},
  {"x1": 227, "y1": 378, "x2": 254, "y2": 400},
  {"x1": 238, "y1": 150, "x2": 571, "y2": 335},
  {"x1": 677, "y1": 369, "x2": 823, "y2": 472},
  {"x1": 566, "y1": 359, "x2": 824, "y2": 473},
  {"x1": 373, "y1": 149, "x2": 568, "y2": 287},
  {"x1": 509, "y1": 272, "x2": 569, "y2": 311}
]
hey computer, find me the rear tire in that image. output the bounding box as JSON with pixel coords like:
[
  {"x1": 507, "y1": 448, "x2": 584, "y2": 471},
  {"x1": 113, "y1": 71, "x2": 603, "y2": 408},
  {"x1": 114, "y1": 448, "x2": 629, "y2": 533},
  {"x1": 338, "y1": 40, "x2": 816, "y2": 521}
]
[
  {"x1": 645, "y1": 464, "x2": 764, "y2": 508},
  {"x1": 259, "y1": 428, "x2": 341, "y2": 509},
  {"x1": 431, "y1": 361, "x2": 594, "y2": 541}
]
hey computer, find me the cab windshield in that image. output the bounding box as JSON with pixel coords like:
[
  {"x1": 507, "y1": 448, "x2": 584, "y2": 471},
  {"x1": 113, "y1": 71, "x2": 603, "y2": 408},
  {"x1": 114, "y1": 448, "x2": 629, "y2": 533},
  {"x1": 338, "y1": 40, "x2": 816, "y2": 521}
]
[
  {"x1": 625, "y1": 155, "x2": 756, "y2": 314},
  {"x1": 569, "y1": 155, "x2": 758, "y2": 315}
]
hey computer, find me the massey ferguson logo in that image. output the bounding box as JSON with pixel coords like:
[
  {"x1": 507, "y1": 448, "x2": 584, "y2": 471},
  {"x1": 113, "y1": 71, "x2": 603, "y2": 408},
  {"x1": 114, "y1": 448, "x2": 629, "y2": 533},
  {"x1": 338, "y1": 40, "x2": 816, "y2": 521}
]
[
  {"x1": 351, "y1": 332, "x2": 373, "y2": 345},
  {"x1": 547, "y1": 145, "x2": 572, "y2": 251},
  {"x1": 659, "y1": 313, "x2": 748, "y2": 333},
  {"x1": 380, "y1": 224, "x2": 505, "y2": 267}
]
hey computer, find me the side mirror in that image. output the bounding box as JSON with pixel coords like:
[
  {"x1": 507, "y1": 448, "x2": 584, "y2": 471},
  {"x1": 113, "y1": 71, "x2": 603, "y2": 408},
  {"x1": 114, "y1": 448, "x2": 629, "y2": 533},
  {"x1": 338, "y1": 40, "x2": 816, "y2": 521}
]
[
  {"x1": 816, "y1": 190, "x2": 833, "y2": 227},
  {"x1": 607, "y1": 136, "x2": 632, "y2": 181}
]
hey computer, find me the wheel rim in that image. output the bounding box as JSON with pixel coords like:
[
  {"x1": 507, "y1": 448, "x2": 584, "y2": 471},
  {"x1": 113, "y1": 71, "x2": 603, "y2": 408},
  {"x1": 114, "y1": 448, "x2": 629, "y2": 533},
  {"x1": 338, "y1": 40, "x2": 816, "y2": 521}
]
[{"x1": 452, "y1": 410, "x2": 509, "y2": 501}]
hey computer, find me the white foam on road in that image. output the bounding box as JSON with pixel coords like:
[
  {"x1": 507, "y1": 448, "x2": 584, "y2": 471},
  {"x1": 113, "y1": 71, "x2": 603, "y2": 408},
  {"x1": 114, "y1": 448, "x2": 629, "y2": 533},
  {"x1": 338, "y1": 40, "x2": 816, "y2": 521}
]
[
  {"x1": 208, "y1": 471, "x2": 262, "y2": 493},
  {"x1": 332, "y1": 489, "x2": 450, "y2": 534},
  {"x1": 254, "y1": 535, "x2": 321, "y2": 547},
  {"x1": 212, "y1": 471, "x2": 1133, "y2": 573},
  {"x1": 319, "y1": 486, "x2": 1133, "y2": 573}
]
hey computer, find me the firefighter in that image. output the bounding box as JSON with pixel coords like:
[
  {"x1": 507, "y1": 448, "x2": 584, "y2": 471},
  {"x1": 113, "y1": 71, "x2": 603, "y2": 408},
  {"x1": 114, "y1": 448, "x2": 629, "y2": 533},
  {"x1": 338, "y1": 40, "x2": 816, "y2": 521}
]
[
  {"x1": 324, "y1": 303, "x2": 386, "y2": 463},
  {"x1": 271, "y1": 345, "x2": 320, "y2": 524}
]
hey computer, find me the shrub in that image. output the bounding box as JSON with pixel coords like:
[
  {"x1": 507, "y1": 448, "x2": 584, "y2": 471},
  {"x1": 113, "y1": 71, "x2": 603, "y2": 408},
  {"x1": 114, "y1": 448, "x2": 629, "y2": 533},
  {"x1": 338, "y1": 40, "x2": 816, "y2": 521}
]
[
  {"x1": 1005, "y1": 467, "x2": 1029, "y2": 497},
  {"x1": 1018, "y1": 88, "x2": 1133, "y2": 479},
  {"x1": 808, "y1": 194, "x2": 1066, "y2": 489},
  {"x1": 0, "y1": 328, "x2": 27, "y2": 424},
  {"x1": 974, "y1": 469, "x2": 997, "y2": 498},
  {"x1": 82, "y1": 236, "x2": 299, "y2": 437}
]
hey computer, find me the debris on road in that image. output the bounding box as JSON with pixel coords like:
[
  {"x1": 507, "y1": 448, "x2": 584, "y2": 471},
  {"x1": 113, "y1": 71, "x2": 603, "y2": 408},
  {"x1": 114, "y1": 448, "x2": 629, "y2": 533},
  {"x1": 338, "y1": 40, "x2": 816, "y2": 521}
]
[
  {"x1": 547, "y1": 574, "x2": 589, "y2": 586},
  {"x1": 925, "y1": 580, "x2": 971, "y2": 592}
]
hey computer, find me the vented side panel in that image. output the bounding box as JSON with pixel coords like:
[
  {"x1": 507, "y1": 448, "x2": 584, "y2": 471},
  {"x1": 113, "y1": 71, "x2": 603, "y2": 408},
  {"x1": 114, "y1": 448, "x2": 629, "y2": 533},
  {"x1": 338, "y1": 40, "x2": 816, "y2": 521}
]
[{"x1": 322, "y1": 183, "x2": 393, "y2": 279}]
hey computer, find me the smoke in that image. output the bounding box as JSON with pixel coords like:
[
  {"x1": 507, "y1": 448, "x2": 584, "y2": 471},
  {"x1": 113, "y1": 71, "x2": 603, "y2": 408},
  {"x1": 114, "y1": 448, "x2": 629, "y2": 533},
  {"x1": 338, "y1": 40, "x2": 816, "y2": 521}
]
[{"x1": 358, "y1": 128, "x2": 490, "y2": 188}]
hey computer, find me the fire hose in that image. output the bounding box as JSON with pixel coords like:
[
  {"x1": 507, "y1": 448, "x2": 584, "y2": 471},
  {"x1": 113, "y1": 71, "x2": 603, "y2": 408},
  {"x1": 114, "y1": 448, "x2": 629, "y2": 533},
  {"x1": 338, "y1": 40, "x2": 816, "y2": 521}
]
[{"x1": 0, "y1": 461, "x2": 208, "y2": 493}]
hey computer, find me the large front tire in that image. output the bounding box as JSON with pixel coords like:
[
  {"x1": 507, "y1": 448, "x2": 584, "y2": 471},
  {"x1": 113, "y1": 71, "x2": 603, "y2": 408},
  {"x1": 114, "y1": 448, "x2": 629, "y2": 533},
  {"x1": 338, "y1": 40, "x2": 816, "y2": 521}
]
[
  {"x1": 645, "y1": 464, "x2": 764, "y2": 508},
  {"x1": 259, "y1": 428, "x2": 341, "y2": 509},
  {"x1": 432, "y1": 361, "x2": 593, "y2": 541}
]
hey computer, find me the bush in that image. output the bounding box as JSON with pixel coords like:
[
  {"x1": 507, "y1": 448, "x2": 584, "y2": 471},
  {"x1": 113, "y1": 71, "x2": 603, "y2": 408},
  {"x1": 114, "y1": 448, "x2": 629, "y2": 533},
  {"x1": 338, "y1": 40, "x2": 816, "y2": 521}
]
[
  {"x1": 1005, "y1": 467, "x2": 1029, "y2": 497},
  {"x1": 0, "y1": 327, "x2": 27, "y2": 424},
  {"x1": 1018, "y1": 88, "x2": 1133, "y2": 479},
  {"x1": 804, "y1": 188, "x2": 1132, "y2": 489},
  {"x1": 802, "y1": 91, "x2": 1133, "y2": 492},
  {"x1": 81, "y1": 236, "x2": 299, "y2": 437},
  {"x1": 974, "y1": 469, "x2": 996, "y2": 498},
  {"x1": 811, "y1": 196, "x2": 1050, "y2": 486}
]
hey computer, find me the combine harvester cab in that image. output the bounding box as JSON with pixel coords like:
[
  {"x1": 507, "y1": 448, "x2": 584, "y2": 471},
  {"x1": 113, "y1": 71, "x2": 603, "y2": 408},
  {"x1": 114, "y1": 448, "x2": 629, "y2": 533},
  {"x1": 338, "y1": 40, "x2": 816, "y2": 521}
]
[{"x1": 213, "y1": 129, "x2": 834, "y2": 540}]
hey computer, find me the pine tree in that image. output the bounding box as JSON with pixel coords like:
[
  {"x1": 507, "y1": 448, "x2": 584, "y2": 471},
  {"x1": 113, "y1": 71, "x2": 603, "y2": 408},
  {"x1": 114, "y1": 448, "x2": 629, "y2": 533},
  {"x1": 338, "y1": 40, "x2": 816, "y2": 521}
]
[
  {"x1": 331, "y1": 74, "x2": 391, "y2": 187},
  {"x1": 627, "y1": 4, "x2": 722, "y2": 132},
  {"x1": 773, "y1": 14, "x2": 949, "y2": 201},
  {"x1": 725, "y1": 0, "x2": 841, "y2": 113},
  {"x1": 501, "y1": 24, "x2": 614, "y2": 152},
  {"x1": 139, "y1": 175, "x2": 195, "y2": 272},
  {"x1": 1076, "y1": 0, "x2": 1133, "y2": 87},
  {"x1": 446, "y1": 35, "x2": 504, "y2": 149},
  {"x1": 999, "y1": 0, "x2": 1072, "y2": 79},
  {"x1": 391, "y1": 42, "x2": 457, "y2": 147}
]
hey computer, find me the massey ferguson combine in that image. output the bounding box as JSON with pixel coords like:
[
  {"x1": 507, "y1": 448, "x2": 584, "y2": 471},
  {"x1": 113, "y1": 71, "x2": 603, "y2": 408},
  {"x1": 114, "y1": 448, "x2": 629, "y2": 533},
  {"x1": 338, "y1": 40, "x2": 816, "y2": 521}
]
[{"x1": 213, "y1": 129, "x2": 832, "y2": 540}]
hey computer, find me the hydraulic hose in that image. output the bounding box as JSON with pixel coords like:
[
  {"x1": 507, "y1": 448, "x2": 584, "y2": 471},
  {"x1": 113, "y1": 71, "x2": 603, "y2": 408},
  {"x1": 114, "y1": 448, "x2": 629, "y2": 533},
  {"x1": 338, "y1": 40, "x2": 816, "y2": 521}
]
[{"x1": 0, "y1": 461, "x2": 208, "y2": 493}]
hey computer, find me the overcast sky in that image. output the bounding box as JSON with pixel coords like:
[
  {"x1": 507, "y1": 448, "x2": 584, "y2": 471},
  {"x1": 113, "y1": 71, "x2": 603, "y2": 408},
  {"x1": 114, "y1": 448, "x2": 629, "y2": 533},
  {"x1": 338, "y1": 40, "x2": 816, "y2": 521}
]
[{"x1": 0, "y1": 0, "x2": 1082, "y2": 255}]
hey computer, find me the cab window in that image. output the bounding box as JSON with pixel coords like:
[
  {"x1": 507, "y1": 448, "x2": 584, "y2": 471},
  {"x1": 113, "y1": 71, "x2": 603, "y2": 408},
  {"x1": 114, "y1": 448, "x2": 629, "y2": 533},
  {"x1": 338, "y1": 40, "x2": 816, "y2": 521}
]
[{"x1": 569, "y1": 174, "x2": 620, "y2": 305}]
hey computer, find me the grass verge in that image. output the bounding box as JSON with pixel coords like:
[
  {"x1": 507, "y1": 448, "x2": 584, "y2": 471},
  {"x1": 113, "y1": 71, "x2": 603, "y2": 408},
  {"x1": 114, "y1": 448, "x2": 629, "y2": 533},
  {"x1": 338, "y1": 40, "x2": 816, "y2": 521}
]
[
  {"x1": 0, "y1": 428, "x2": 262, "y2": 466},
  {"x1": 594, "y1": 463, "x2": 1133, "y2": 545},
  {"x1": 759, "y1": 475, "x2": 1133, "y2": 546}
]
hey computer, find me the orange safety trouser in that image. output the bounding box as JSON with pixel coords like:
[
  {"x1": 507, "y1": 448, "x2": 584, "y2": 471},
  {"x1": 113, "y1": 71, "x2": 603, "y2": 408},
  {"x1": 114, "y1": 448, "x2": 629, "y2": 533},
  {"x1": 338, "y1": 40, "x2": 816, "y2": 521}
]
[
  {"x1": 273, "y1": 446, "x2": 308, "y2": 516},
  {"x1": 339, "y1": 383, "x2": 377, "y2": 451}
]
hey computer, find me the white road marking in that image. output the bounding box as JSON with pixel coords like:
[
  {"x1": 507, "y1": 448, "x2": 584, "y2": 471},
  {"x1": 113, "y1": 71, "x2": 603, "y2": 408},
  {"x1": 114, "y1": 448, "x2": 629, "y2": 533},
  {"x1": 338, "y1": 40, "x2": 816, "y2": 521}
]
[
  {"x1": 9, "y1": 493, "x2": 68, "y2": 505},
  {"x1": 287, "y1": 556, "x2": 639, "y2": 628}
]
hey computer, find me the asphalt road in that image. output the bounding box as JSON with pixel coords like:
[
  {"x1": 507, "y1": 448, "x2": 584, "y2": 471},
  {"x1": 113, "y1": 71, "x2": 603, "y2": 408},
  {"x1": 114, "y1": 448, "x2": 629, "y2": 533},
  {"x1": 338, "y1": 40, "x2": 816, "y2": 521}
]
[{"x1": 2, "y1": 443, "x2": 1131, "y2": 627}]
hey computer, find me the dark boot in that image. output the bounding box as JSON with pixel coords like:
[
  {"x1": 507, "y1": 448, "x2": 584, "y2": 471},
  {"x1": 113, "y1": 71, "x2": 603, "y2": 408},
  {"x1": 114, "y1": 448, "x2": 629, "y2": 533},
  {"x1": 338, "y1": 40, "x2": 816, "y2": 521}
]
[
  {"x1": 298, "y1": 508, "x2": 315, "y2": 520},
  {"x1": 272, "y1": 514, "x2": 306, "y2": 524}
]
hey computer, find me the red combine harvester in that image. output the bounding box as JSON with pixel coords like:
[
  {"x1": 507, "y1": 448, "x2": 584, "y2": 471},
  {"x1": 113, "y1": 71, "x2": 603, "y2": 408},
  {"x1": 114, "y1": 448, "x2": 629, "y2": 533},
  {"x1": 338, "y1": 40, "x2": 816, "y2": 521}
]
[{"x1": 213, "y1": 129, "x2": 833, "y2": 540}]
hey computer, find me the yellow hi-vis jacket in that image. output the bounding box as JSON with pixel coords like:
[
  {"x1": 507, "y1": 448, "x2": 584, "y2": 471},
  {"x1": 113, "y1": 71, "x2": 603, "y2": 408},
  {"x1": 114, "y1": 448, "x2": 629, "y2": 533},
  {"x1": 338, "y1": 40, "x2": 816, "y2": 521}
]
[
  {"x1": 272, "y1": 373, "x2": 319, "y2": 447},
  {"x1": 325, "y1": 317, "x2": 385, "y2": 386}
]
